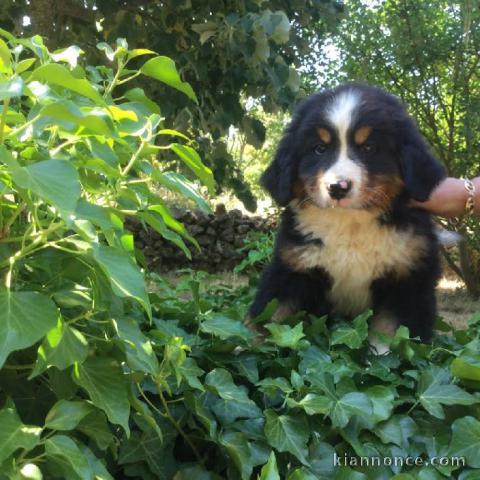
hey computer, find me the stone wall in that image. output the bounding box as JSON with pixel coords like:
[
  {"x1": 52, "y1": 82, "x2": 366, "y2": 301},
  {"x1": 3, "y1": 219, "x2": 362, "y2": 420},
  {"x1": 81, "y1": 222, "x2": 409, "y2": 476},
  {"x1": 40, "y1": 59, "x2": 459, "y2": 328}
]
[{"x1": 132, "y1": 205, "x2": 277, "y2": 271}]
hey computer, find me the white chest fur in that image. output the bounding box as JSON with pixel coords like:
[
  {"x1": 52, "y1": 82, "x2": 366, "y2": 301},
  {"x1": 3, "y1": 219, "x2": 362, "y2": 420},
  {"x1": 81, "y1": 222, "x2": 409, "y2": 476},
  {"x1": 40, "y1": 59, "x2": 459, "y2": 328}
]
[{"x1": 283, "y1": 206, "x2": 426, "y2": 316}]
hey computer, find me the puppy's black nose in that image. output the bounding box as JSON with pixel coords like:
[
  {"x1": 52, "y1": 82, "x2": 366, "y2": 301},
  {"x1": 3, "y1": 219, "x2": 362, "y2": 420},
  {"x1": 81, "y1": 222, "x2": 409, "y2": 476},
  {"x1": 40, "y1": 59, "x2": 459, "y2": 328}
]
[{"x1": 327, "y1": 180, "x2": 352, "y2": 200}]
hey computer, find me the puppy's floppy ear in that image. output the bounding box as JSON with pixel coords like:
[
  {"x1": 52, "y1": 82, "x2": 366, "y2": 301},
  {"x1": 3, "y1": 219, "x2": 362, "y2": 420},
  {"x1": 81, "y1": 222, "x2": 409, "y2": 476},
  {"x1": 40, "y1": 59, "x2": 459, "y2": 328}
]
[
  {"x1": 399, "y1": 125, "x2": 446, "y2": 202},
  {"x1": 261, "y1": 129, "x2": 296, "y2": 206}
]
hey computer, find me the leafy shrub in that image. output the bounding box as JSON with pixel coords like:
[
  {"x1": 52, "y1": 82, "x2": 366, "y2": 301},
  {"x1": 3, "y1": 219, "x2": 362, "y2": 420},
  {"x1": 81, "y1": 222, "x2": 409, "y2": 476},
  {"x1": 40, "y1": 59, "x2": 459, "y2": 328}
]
[
  {"x1": 234, "y1": 230, "x2": 275, "y2": 273},
  {"x1": 0, "y1": 32, "x2": 214, "y2": 478}
]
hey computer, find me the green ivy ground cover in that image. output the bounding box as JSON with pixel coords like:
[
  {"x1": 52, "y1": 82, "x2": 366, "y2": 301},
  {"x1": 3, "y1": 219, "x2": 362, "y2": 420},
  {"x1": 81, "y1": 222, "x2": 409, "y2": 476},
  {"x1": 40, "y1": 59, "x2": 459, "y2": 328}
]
[{"x1": 0, "y1": 31, "x2": 480, "y2": 479}]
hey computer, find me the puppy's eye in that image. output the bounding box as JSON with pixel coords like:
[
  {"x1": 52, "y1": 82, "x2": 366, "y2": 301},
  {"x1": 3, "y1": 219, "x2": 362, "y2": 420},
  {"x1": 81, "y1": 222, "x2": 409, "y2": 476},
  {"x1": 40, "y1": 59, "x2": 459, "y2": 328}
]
[
  {"x1": 361, "y1": 143, "x2": 375, "y2": 154},
  {"x1": 314, "y1": 143, "x2": 328, "y2": 155}
]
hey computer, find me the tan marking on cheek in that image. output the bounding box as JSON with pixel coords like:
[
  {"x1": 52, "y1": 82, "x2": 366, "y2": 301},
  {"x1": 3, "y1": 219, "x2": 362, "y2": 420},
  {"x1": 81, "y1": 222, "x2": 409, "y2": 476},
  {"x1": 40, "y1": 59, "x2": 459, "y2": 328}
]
[
  {"x1": 354, "y1": 126, "x2": 372, "y2": 144},
  {"x1": 284, "y1": 205, "x2": 428, "y2": 316},
  {"x1": 361, "y1": 174, "x2": 404, "y2": 211},
  {"x1": 317, "y1": 128, "x2": 332, "y2": 144}
]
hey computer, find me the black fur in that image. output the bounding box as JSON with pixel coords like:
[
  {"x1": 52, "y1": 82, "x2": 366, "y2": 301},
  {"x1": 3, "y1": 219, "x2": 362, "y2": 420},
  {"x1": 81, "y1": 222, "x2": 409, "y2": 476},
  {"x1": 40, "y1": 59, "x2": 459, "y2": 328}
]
[{"x1": 250, "y1": 84, "x2": 446, "y2": 342}]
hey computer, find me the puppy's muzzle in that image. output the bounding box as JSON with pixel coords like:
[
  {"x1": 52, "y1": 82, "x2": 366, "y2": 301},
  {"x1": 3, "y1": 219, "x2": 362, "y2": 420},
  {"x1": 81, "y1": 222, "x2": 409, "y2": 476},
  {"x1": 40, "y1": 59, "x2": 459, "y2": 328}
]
[{"x1": 327, "y1": 179, "x2": 352, "y2": 200}]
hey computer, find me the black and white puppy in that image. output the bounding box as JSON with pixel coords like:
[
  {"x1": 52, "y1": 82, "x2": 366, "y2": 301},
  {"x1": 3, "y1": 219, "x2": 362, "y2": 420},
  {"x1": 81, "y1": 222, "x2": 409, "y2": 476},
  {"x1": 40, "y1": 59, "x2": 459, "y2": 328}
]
[{"x1": 249, "y1": 84, "x2": 446, "y2": 352}]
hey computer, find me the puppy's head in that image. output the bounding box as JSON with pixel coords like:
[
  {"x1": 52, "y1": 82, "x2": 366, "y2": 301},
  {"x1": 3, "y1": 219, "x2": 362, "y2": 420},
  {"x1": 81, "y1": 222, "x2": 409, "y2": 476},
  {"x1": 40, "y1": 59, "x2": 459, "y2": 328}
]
[{"x1": 261, "y1": 84, "x2": 445, "y2": 210}]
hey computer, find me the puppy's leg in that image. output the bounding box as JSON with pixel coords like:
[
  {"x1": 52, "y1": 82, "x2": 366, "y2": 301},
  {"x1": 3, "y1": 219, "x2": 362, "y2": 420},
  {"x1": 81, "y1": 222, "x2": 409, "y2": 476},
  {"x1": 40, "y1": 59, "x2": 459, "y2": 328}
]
[
  {"x1": 248, "y1": 258, "x2": 330, "y2": 328},
  {"x1": 372, "y1": 274, "x2": 438, "y2": 346},
  {"x1": 369, "y1": 311, "x2": 398, "y2": 355}
]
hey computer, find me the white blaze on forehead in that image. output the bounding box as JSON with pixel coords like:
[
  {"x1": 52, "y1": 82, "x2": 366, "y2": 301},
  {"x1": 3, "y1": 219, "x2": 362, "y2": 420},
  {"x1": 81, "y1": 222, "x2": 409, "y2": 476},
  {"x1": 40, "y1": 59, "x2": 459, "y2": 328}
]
[
  {"x1": 323, "y1": 89, "x2": 363, "y2": 190},
  {"x1": 326, "y1": 89, "x2": 361, "y2": 140}
]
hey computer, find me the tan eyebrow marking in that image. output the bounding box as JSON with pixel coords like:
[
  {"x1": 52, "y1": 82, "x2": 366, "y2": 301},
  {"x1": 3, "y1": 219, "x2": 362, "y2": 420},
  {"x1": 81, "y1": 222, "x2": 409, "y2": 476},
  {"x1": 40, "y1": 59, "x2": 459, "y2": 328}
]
[
  {"x1": 354, "y1": 126, "x2": 372, "y2": 145},
  {"x1": 317, "y1": 128, "x2": 332, "y2": 144}
]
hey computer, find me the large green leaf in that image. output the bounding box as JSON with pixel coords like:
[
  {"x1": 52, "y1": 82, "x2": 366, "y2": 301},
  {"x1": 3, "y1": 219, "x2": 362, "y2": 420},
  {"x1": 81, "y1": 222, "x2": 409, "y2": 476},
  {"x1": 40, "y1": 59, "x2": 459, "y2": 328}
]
[
  {"x1": 0, "y1": 406, "x2": 42, "y2": 463},
  {"x1": 45, "y1": 400, "x2": 94, "y2": 431},
  {"x1": 264, "y1": 410, "x2": 309, "y2": 465},
  {"x1": 417, "y1": 367, "x2": 477, "y2": 419},
  {"x1": 205, "y1": 369, "x2": 254, "y2": 404},
  {"x1": 266, "y1": 322, "x2": 305, "y2": 349},
  {"x1": 92, "y1": 244, "x2": 151, "y2": 318},
  {"x1": 448, "y1": 416, "x2": 480, "y2": 468},
  {"x1": 201, "y1": 314, "x2": 254, "y2": 341},
  {"x1": 171, "y1": 143, "x2": 215, "y2": 194},
  {"x1": 0, "y1": 146, "x2": 81, "y2": 216},
  {"x1": 73, "y1": 357, "x2": 130, "y2": 434},
  {"x1": 330, "y1": 392, "x2": 372, "y2": 428},
  {"x1": 0, "y1": 76, "x2": 24, "y2": 100},
  {"x1": 451, "y1": 353, "x2": 480, "y2": 381},
  {"x1": 140, "y1": 56, "x2": 197, "y2": 102},
  {"x1": 330, "y1": 312, "x2": 370, "y2": 349},
  {"x1": 114, "y1": 317, "x2": 159, "y2": 375},
  {"x1": 220, "y1": 431, "x2": 269, "y2": 480},
  {"x1": 0, "y1": 290, "x2": 58, "y2": 368},
  {"x1": 374, "y1": 415, "x2": 418, "y2": 450},
  {"x1": 258, "y1": 452, "x2": 280, "y2": 480},
  {"x1": 140, "y1": 210, "x2": 192, "y2": 259},
  {"x1": 30, "y1": 319, "x2": 88, "y2": 377},
  {"x1": 288, "y1": 394, "x2": 332, "y2": 416},
  {"x1": 77, "y1": 411, "x2": 114, "y2": 451},
  {"x1": 45, "y1": 435, "x2": 94, "y2": 479},
  {"x1": 29, "y1": 63, "x2": 105, "y2": 104},
  {"x1": 206, "y1": 369, "x2": 262, "y2": 423},
  {"x1": 39, "y1": 101, "x2": 111, "y2": 136},
  {"x1": 153, "y1": 171, "x2": 211, "y2": 212}
]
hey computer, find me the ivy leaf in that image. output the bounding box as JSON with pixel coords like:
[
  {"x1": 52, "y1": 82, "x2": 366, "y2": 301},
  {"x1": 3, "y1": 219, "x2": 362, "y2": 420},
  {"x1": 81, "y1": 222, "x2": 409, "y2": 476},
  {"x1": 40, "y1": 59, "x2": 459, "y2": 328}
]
[
  {"x1": 73, "y1": 357, "x2": 130, "y2": 434},
  {"x1": 205, "y1": 369, "x2": 255, "y2": 405},
  {"x1": 258, "y1": 452, "x2": 280, "y2": 480},
  {"x1": 178, "y1": 357, "x2": 205, "y2": 391},
  {"x1": 29, "y1": 63, "x2": 105, "y2": 104},
  {"x1": 331, "y1": 311, "x2": 370, "y2": 349},
  {"x1": 140, "y1": 56, "x2": 198, "y2": 103},
  {"x1": 77, "y1": 411, "x2": 114, "y2": 451},
  {"x1": 288, "y1": 394, "x2": 332, "y2": 416},
  {"x1": 0, "y1": 406, "x2": 42, "y2": 463},
  {"x1": 118, "y1": 430, "x2": 175, "y2": 479},
  {"x1": 451, "y1": 353, "x2": 480, "y2": 381},
  {"x1": 45, "y1": 400, "x2": 94, "y2": 431},
  {"x1": 220, "y1": 431, "x2": 269, "y2": 480},
  {"x1": 171, "y1": 143, "x2": 215, "y2": 194},
  {"x1": 92, "y1": 244, "x2": 151, "y2": 319},
  {"x1": 374, "y1": 415, "x2": 418, "y2": 449},
  {"x1": 30, "y1": 319, "x2": 88, "y2": 378},
  {"x1": 265, "y1": 322, "x2": 305, "y2": 349},
  {"x1": 417, "y1": 367, "x2": 477, "y2": 419},
  {"x1": 206, "y1": 369, "x2": 262, "y2": 423},
  {"x1": 45, "y1": 435, "x2": 94, "y2": 479},
  {"x1": 330, "y1": 392, "x2": 372, "y2": 428},
  {"x1": 201, "y1": 314, "x2": 254, "y2": 341},
  {"x1": 448, "y1": 416, "x2": 480, "y2": 468},
  {"x1": 363, "y1": 386, "x2": 395, "y2": 426},
  {"x1": 114, "y1": 317, "x2": 159, "y2": 375},
  {"x1": 0, "y1": 289, "x2": 58, "y2": 369},
  {"x1": 287, "y1": 468, "x2": 318, "y2": 480},
  {"x1": 264, "y1": 410, "x2": 309, "y2": 465}
]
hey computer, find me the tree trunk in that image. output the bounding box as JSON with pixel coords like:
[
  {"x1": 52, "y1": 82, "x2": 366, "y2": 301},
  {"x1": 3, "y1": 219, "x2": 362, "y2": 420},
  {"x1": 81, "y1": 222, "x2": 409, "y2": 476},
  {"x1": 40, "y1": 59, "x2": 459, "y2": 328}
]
[{"x1": 29, "y1": 0, "x2": 58, "y2": 49}]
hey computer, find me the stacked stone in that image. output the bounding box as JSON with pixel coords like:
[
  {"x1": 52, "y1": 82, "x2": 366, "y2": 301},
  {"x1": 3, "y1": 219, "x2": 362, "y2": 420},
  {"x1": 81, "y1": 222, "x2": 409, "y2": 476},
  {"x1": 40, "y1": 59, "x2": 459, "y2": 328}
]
[{"x1": 130, "y1": 205, "x2": 277, "y2": 272}]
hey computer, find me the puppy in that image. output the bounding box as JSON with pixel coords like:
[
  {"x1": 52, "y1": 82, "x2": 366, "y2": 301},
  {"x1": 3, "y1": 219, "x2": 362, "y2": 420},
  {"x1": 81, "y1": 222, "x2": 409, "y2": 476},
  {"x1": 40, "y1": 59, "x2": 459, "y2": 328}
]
[{"x1": 249, "y1": 84, "x2": 446, "y2": 352}]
